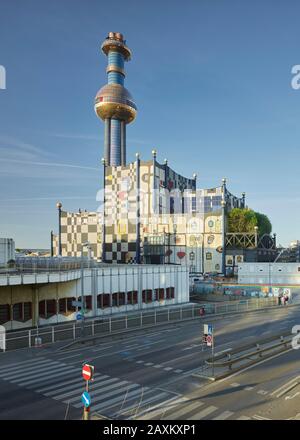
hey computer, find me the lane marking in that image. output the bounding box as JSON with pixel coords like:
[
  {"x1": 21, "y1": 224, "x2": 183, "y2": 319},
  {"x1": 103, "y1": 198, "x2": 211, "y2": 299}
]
[
  {"x1": 188, "y1": 405, "x2": 218, "y2": 420},
  {"x1": 213, "y1": 410, "x2": 234, "y2": 420}
]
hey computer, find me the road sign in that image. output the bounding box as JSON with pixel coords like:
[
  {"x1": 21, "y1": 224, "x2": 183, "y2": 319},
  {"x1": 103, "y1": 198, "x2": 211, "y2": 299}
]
[
  {"x1": 206, "y1": 334, "x2": 213, "y2": 347},
  {"x1": 204, "y1": 324, "x2": 208, "y2": 334},
  {"x1": 82, "y1": 364, "x2": 94, "y2": 381},
  {"x1": 76, "y1": 312, "x2": 83, "y2": 321},
  {"x1": 208, "y1": 324, "x2": 213, "y2": 335},
  {"x1": 81, "y1": 391, "x2": 91, "y2": 408}
]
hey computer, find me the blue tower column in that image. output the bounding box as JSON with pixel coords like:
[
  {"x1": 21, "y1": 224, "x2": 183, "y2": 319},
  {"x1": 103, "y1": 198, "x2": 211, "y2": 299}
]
[
  {"x1": 110, "y1": 119, "x2": 121, "y2": 166},
  {"x1": 104, "y1": 119, "x2": 111, "y2": 165},
  {"x1": 121, "y1": 121, "x2": 126, "y2": 166}
]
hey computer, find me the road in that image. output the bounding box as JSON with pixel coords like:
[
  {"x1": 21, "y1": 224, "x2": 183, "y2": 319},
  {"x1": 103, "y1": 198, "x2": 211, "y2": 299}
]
[{"x1": 0, "y1": 304, "x2": 299, "y2": 420}]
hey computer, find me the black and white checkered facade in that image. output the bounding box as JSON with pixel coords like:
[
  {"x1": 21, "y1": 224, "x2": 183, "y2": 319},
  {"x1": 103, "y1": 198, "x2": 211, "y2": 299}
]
[
  {"x1": 52, "y1": 158, "x2": 244, "y2": 272},
  {"x1": 52, "y1": 211, "x2": 102, "y2": 260}
]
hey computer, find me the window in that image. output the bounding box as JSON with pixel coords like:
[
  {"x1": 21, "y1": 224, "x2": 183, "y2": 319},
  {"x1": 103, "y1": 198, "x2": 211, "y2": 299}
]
[
  {"x1": 102, "y1": 294, "x2": 110, "y2": 308},
  {"x1": 23, "y1": 302, "x2": 32, "y2": 321},
  {"x1": 133, "y1": 291, "x2": 138, "y2": 304},
  {"x1": 119, "y1": 292, "x2": 125, "y2": 306},
  {"x1": 192, "y1": 196, "x2": 197, "y2": 213},
  {"x1": 39, "y1": 300, "x2": 46, "y2": 318},
  {"x1": 13, "y1": 303, "x2": 23, "y2": 321},
  {"x1": 112, "y1": 293, "x2": 119, "y2": 307},
  {"x1": 155, "y1": 288, "x2": 164, "y2": 301},
  {"x1": 59, "y1": 298, "x2": 66, "y2": 314},
  {"x1": 0, "y1": 304, "x2": 10, "y2": 324},
  {"x1": 67, "y1": 297, "x2": 76, "y2": 313},
  {"x1": 85, "y1": 296, "x2": 92, "y2": 310},
  {"x1": 166, "y1": 287, "x2": 175, "y2": 299},
  {"x1": 142, "y1": 290, "x2": 152, "y2": 303},
  {"x1": 46, "y1": 299, "x2": 56, "y2": 317},
  {"x1": 97, "y1": 294, "x2": 103, "y2": 309}
]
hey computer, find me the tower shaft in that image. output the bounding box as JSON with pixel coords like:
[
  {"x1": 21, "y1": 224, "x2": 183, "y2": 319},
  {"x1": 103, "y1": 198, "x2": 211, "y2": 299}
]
[{"x1": 95, "y1": 32, "x2": 137, "y2": 167}]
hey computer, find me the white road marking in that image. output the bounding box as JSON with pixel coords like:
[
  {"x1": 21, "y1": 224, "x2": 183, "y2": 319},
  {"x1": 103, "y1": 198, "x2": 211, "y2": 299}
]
[
  {"x1": 285, "y1": 391, "x2": 300, "y2": 400},
  {"x1": 253, "y1": 415, "x2": 271, "y2": 420},
  {"x1": 257, "y1": 390, "x2": 268, "y2": 395},
  {"x1": 188, "y1": 405, "x2": 218, "y2": 420},
  {"x1": 213, "y1": 410, "x2": 234, "y2": 420},
  {"x1": 157, "y1": 400, "x2": 204, "y2": 420},
  {"x1": 245, "y1": 386, "x2": 254, "y2": 391},
  {"x1": 270, "y1": 375, "x2": 300, "y2": 397},
  {"x1": 91, "y1": 386, "x2": 150, "y2": 412}
]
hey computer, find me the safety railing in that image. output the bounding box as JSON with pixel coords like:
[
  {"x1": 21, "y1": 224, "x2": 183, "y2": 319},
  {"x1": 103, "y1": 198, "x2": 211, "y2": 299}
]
[
  {"x1": 1, "y1": 297, "x2": 279, "y2": 352},
  {"x1": 205, "y1": 330, "x2": 295, "y2": 375}
]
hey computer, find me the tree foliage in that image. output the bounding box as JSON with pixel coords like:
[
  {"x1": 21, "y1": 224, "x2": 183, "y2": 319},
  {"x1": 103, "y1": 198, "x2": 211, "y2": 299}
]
[
  {"x1": 255, "y1": 211, "x2": 272, "y2": 235},
  {"x1": 227, "y1": 208, "x2": 272, "y2": 235}
]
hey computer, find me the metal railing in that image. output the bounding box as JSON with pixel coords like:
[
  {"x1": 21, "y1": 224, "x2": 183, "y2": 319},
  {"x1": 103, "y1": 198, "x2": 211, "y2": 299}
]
[
  {"x1": 205, "y1": 330, "x2": 294, "y2": 375},
  {"x1": 0, "y1": 297, "x2": 278, "y2": 352}
]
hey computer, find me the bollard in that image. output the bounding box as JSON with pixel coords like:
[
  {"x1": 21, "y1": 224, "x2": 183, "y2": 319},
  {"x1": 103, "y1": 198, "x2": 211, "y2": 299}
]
[{"x1": 52, "y1": 327, "x2": 55, "y2": 344}]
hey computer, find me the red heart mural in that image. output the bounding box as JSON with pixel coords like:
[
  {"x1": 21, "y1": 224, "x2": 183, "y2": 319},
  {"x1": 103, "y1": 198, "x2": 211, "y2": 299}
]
[{"x1": 177, "y1": 251, "x2": 186, "y2": 259}]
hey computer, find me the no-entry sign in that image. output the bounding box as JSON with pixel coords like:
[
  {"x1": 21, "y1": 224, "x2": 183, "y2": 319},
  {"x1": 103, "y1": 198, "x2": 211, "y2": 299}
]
[
  {"x1": 206, "y1": 334, "x2": 213, "y2": 347},
  {"x1": 82, "y1": 364, "x2": 94, "y2": 381}
]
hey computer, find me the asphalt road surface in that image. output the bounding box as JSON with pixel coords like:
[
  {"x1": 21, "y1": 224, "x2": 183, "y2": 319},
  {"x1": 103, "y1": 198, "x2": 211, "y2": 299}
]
[{"x1": 0, "y1": 304, "x2": 299, "y2": 420}]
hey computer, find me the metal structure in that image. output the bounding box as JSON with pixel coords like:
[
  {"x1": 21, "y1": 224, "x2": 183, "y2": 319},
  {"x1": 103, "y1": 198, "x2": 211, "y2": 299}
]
[{"x1": 94, "y1": 32, "x2": 137, "y2": 166}]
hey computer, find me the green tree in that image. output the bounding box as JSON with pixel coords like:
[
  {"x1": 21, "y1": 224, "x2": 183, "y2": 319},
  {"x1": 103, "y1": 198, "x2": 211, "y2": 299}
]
[
  {"x1": 227, "y1": 208, "x2": 272, "y2": 235},
  {"x1": 255, "y1": 212, "x2": 272, "y2": 235},
  {"x1": 227, "y1": 208, "x2": 257, "y2": 233}
]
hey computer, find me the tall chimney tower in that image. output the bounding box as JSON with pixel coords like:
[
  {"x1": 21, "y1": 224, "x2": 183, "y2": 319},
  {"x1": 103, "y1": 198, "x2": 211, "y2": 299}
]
[{"x1": 94, "y1": 32, "x2": 137, "y2": 166}]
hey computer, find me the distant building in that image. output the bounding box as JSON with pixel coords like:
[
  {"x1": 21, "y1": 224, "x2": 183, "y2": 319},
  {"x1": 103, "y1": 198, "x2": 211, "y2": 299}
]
[{"x1": 0, "y1": 238, "x2": 15, "y2": 267}]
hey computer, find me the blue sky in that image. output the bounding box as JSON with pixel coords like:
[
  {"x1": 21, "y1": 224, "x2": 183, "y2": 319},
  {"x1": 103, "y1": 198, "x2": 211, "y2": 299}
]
[{"x1": 0, "y1": 0, "x2": 299, "y2": 248}]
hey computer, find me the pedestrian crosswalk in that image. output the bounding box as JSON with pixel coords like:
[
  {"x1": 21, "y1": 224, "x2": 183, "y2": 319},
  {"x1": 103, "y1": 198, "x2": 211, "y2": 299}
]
[
  {"x1": 0, "y1": 357, "x2": 179, "y2": 419},
  {"x1": 133, "y1": 396, "x2": 255, "y2": 420},
  {"x1": 0, "y1": 357, "x2": 259, "y2": 420}
]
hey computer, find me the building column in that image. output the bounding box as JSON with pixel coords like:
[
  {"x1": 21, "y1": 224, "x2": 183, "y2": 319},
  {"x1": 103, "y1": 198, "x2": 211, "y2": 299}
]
[
  {"x1": 50, "y1": 230, "x2": 54, "y2": 257},
  {"x1": 56, "y1": 202, "x2": 62, "y2": 257},
  {"x1": 32, "y1": 287, "x2": 39, "y2": 327},
  {"x1": 104, "y1": 118, "x2": 111, "y2": 166},
  {"x1": 135, "y1": 153, "x2": 141, "y2": 264},
  {"x1": 120, "y1": 121, "x2": 126, "y2": 166}
]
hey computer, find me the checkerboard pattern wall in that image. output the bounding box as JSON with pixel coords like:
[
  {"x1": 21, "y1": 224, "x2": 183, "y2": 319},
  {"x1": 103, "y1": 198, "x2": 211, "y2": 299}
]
[{"x1": 52, "y1": 211, "x2": 103, "y2": 260}]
